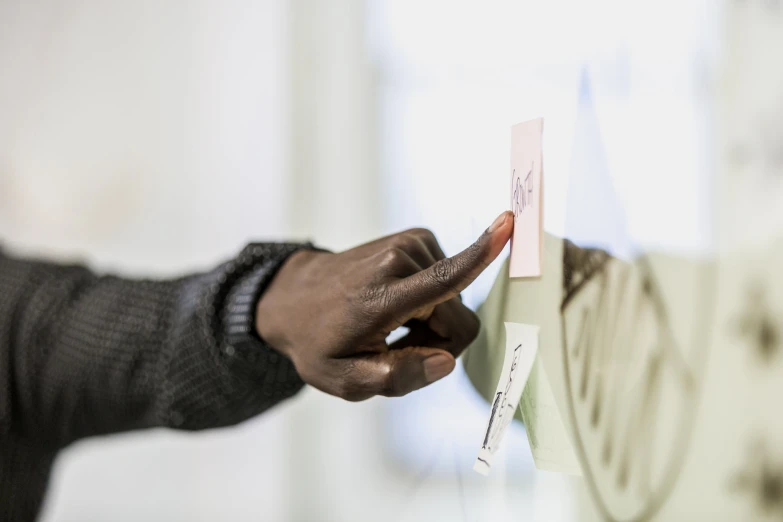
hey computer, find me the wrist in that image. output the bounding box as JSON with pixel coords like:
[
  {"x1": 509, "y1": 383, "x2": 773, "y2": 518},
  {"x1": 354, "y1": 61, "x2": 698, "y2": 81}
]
[{"x1": 255, "y1": 249, "x2": 328, "y2": 357}]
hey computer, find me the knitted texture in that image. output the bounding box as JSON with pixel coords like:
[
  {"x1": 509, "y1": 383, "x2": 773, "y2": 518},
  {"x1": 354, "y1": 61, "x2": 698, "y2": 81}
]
[{"x1": 0, "y1": 243, "x2": 308, "y2": 521}]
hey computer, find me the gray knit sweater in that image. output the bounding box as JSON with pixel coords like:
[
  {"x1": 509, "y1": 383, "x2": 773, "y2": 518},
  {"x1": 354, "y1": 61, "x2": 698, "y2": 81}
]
[{"x1": 0, "y1": 243, "x2": 308, "y2": 521}]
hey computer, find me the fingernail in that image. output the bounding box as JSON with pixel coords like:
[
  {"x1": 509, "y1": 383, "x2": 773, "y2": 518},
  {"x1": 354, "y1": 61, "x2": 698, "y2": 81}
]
[
  {"x1": 486, "y1": 212, "x2": 509, "y2": 234},
  {"x1": 423, "y1": 354, "x2": 455, "y2": 383}
]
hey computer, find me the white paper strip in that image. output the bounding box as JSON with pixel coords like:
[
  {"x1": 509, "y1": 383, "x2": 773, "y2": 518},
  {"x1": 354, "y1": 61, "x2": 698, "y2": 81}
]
[{"x1": 473, "y1": 322, "x2": 540, "y2": 475}]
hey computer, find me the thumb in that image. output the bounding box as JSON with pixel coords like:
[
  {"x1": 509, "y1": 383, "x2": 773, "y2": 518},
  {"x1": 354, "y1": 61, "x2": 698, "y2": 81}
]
[{"x1": 331, "y1": 348, "x2": 456, "y2": 401}]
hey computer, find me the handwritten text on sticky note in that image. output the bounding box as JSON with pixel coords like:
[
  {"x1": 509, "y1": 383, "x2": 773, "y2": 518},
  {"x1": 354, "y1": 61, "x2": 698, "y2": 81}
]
[
  {"x1": 473, "y1": 322, "x2": 540, "y2": 476},
  {"x1": 509, "y1": 118, "x2": 544, "y2": 278}
]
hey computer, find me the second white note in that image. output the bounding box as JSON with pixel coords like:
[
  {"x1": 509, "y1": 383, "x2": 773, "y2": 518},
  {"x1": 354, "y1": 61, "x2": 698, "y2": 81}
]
[{"x1": 473, "y1": 321, "x2": 540, "y2": 475}]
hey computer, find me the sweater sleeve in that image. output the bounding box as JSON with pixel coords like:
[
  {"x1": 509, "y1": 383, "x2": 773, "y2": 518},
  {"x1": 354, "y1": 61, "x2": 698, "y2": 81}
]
[{"x1": 0, "y1": 243, "x2": 308, "y2": 448}]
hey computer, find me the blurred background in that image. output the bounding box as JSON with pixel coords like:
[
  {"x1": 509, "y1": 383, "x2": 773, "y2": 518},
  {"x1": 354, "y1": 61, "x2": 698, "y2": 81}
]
[{"x1": 0, "y1": 1, "x2": 726, "y2": 521}]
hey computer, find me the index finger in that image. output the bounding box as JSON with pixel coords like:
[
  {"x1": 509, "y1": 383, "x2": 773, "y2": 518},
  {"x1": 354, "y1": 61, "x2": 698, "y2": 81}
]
[{"x1": 390, "y1": 211, "x2": 513, "y2": 311}]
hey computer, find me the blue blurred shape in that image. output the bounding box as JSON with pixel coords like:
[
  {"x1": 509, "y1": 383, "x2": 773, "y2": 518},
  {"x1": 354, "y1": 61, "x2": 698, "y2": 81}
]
[{"x1": 566, "y1": 68, "x2": 635, "y2": 259}]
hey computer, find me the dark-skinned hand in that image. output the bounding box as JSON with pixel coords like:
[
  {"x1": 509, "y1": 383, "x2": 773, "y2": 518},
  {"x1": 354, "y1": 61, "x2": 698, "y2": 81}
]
[{"x1": 256, "y1": 211, "x2": 514, "y2": 401}]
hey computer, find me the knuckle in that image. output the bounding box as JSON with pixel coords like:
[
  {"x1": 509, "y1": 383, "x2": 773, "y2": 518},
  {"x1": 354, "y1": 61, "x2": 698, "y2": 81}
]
[
  {"x1": 432, "y1": 258, "x2": 457, "y2": 287},
  {"x1": 379, "y1": 247, "x2": 406, "y2": 269},
  {"x1": 357, "y1": 282, "x2": 395, "y2": 327},
  {"x1": 357, "y1": 285, "x2": 381, "y2": 309},
  {"x1": 427, "y1": 259, "x2": 463, "y2": 300},
  {"x1": 408, "y1": 227, "x2": 436, "y2": 243},
  {"x1": 381, "y1": 368, "x2": 403, "y2": 397},
  {"x1": 391, "y1": 233, "x2": 419, "y2": 251},
  {"x1": 359, "y1": 281, "x2": 386, "y2": 306},
  {"x1": 362, "y1": 361, "x2": 399, "y2": 397}
]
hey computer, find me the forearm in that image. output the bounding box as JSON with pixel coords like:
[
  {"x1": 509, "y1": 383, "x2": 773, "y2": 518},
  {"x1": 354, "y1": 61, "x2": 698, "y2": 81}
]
[{"x1": 0, "y1": 243, "x2": 307, "y2": 448}]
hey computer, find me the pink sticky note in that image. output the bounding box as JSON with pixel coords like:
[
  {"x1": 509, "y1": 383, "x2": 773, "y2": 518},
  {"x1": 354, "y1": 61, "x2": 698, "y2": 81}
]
[{"x1": 509, "y1": 118, "x2": 543, "y2": 278}]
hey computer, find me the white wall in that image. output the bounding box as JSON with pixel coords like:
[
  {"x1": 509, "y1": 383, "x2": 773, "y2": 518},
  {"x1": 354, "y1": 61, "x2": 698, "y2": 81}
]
[{"x1": 0, "y1": 0, "x2": 291, "y2": 272}]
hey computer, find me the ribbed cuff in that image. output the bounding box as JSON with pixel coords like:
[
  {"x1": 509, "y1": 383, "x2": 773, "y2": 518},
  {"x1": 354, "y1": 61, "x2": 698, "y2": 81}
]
[
  {"x1": 220, "y1": 243, "x2": 308, "y2": 371},
  {"x1": 158, "y1": 242, "x2": 315, "y2": 430}
]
